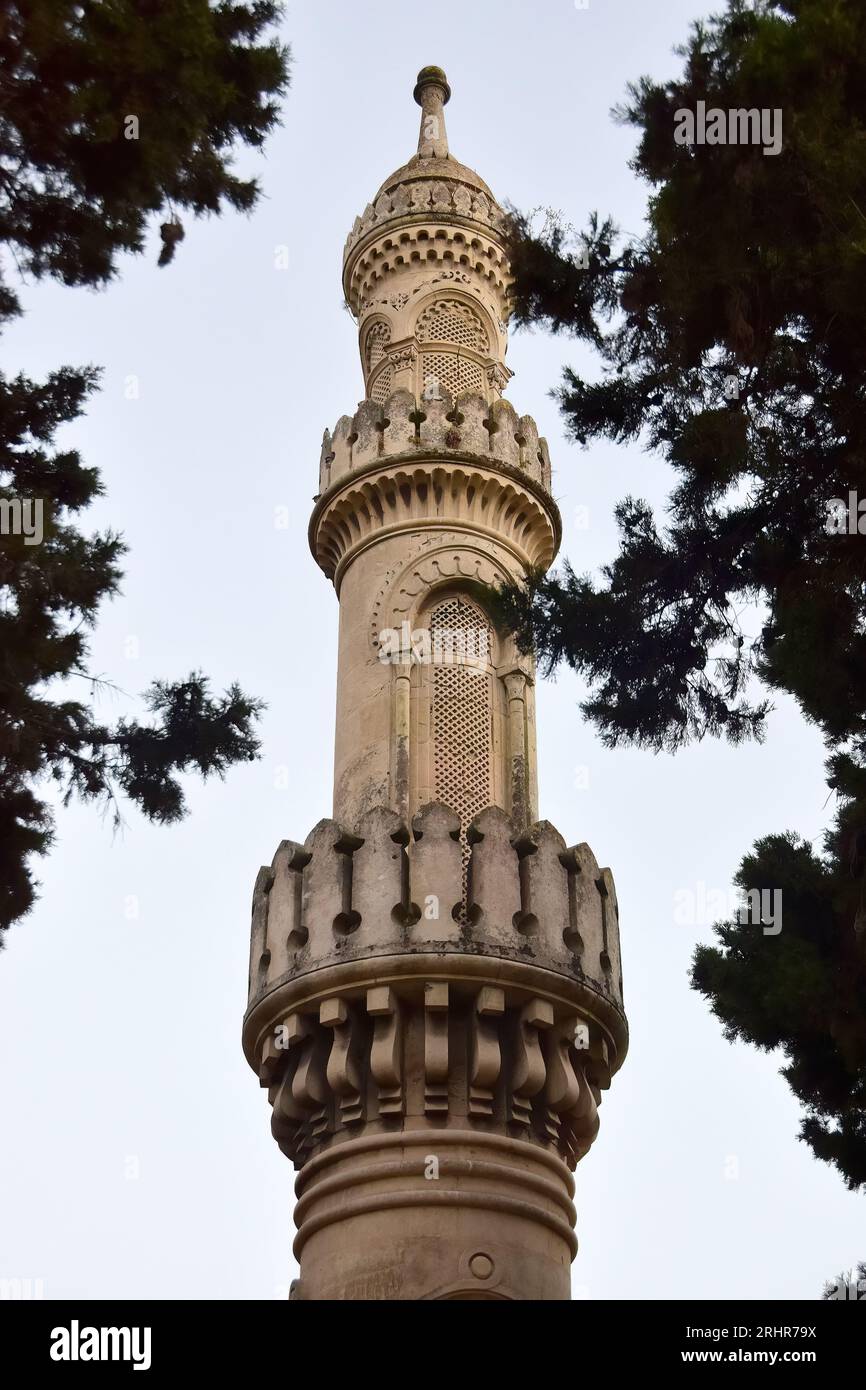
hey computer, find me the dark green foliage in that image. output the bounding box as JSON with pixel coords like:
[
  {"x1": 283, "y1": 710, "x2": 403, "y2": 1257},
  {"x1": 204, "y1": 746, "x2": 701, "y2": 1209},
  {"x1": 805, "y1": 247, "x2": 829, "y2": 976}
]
[
  {"x1": 0, "y1": 3, "x2": 288, "y2": 939},
  {"x1": 0, "y1": 0, "x2": 289, "y2": 301},
  {"x1": 692, "y1": 833, "x2": 866, "y2": 1190},
  {"x1": 497, "y1": 0, "x2": 866, "y2": 1186}
]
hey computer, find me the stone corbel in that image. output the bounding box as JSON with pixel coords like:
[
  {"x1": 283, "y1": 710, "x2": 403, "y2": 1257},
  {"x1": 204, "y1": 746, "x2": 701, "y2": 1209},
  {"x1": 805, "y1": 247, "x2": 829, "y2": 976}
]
[
  {"x1": 486, "y1": 360, "x2": 513, "y2": 397},
  {"x1": 290, "y1": 1014, "x2": 332, "y2": 1153},
  {"x1": 566, "y1": 1030, "x2": 602, "y2": 1165},
  {"x1": 424, "y1": 982, "x2": 449, "y2": 1114},
  {"x1": 540, "y1": 1017, "x2": 583, "y2": 1149},
  {"x1": 385, "y1": 338, "x2": 418, "y2": 391},
  {"x1": 266, "y1": 1012, "x2": 330, "y2": 1162},
  {"x1": 320, "y1": 997, "x2": 364, "y2": 1127},
  {"x1": 367, "y1": 986, "x2": 403, "y2": 1116},
  {"x1": 468, "y1": 986, "x2": 505, "y2": 1116},
  {"x1": 510, "y1": 998, "x2": 554, "y2": 1126}
]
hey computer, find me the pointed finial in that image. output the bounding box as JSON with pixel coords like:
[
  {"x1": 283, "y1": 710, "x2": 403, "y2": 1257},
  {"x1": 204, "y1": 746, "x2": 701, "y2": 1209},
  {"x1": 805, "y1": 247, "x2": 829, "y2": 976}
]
[{"x1": 413, "y1": 65, "x2": 450, "y2": 160}]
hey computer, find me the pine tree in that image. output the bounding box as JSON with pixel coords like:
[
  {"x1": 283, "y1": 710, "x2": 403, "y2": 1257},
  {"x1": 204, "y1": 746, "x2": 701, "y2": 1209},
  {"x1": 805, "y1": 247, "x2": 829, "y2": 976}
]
[
  {"x1": 0, "y1": 0, "x2": 288, "y2": 302},
  {"x1": 0, "y1": 2, "x2": 289, "y2": 939},
  {"x1": 496, "y1": 0, "x2": 866, "y2": 1186},
  {"x1": 823, "y1": 1261, "x2": 866, "y2": 1301}
]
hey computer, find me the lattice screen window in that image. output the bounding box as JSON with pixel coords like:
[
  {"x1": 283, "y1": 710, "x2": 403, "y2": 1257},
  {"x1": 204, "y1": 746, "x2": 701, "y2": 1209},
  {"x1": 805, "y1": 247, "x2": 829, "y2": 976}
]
[
  {"x1": 416, "y1": 299, "x2": 489, "y2": 353},
  {"x1": 371, "y1": 365, "x2": 393, "y2": 404},
  {"x1": 421, "y1": 351, "x2": 484, "y2": 400},
  {"x1": 429, "y1": 596, "x2": 493, "y2": 911},
  {"x1": 365, "y1": 321, "x2": 391, "y2": 373}
]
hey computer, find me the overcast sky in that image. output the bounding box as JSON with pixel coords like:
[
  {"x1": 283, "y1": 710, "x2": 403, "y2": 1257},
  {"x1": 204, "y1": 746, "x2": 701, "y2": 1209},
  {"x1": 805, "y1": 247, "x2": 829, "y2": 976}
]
[{"x1": 0, "y1": 0, "x2": 860, "y2": 1301}]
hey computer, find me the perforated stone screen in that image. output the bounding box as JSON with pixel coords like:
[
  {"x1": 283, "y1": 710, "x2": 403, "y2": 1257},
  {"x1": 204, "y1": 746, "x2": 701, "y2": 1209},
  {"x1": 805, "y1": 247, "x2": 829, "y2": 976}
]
[
  {"x1": 365, "y1": 321, "x2": 391, "y2": 371},
  {"x1": 421, "y1": 351, "x2": 484, "y2": 400},
  {"x1": 416, "y1": 299, "x2": 489, "y2": 353},
  {"x1": 371, "y1": 366, "x2": 393, "y2": 404},
  {"x1": 429, "y1": 596, "x2": 493, "y2": 911}
]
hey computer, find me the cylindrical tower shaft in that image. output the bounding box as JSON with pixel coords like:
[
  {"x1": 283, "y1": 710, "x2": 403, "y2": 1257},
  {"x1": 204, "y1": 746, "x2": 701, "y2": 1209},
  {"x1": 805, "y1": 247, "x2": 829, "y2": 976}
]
[{"x1": 243, "y1": 68, "x2": 628, "y2": 1301}]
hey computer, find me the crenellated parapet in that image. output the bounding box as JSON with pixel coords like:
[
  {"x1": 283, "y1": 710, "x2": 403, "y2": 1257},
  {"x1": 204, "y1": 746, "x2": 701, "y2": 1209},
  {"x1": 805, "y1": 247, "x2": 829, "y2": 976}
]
[
  {"x1": 242, "y1": 801, "x2": 626, "y2": 1186},
  {"x1": 310, "y1": 390, "x2": 559, "y2": 587},
  {"x1": 248, "y1": 804, "x2": 622, "y2": 1007},
  {"x1": 317, "y1": 390, "x2": 552, "y2": 496}
]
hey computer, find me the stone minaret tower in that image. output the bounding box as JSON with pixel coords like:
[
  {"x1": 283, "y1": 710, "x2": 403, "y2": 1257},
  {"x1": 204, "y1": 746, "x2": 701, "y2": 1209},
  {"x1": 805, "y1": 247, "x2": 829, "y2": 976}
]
[{"x1": 243, "y1": 68, "x2": 628, "y2": 1301}]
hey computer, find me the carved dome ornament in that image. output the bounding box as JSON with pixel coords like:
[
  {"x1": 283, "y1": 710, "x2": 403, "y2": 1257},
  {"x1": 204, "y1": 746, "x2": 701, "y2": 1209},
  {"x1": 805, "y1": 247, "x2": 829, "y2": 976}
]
[
  {"x1": 343, "y1": 66, "x2": 511, "y2": 323},
  {"x1": 369, "y1": 542, "x2": 513, "y2": 652}
]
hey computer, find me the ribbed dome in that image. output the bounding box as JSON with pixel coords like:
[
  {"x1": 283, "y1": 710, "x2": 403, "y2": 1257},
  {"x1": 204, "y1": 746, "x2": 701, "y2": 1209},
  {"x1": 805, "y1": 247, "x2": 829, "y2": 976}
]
[{"x1": 372, "y1": 153, "x2": 496, "y2": 208}]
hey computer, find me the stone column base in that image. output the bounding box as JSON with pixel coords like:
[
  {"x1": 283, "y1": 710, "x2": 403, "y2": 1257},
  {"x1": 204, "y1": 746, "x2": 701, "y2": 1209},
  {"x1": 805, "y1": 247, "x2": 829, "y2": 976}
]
[{"x1": 291, "y1": 1128, "x2": 576, "y2": 1301}]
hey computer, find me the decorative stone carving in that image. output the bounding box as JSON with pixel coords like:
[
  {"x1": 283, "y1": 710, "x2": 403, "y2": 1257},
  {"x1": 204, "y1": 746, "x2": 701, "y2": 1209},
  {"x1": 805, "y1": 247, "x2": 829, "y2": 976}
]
[
  {"x1": 366, "y1": 985, "x2": 403, "y2": 1115},
  {"x1": 243, "y1": 65, "x2": 628, "y2": 1304},
  {"x1": 345, "y1": 225, "x2": 511, "y2": 322},
  {"x1": 385, "y1": 342, "x2": 418, "y2": 373},
  {"x1": 469, "y1": 985, "x2": 505, "y2": 1116},
  {"x1": 312, "y1": 458, "x2": 558, "y2": 587},
  {"x1": 486, "y1": 361, "x2": 512, "y2": 394},
  {"x1": 343, "y1": 177, "x2": 506, "y2": 263},
  {"x1": 250, "y1": 976, "x2": 621, "y2": 1168},
  {"x1": 368, "y1": 538, "x2": 512, "y2": 649},
  {"x1": 314, "y1": 388, "x2": 556, "y2": 507},
  {"x1": 245, "y1": 802, "x2": 625, "y2": 1029},
  {"x1": 409, "y1": 802, "x2": 462, "y2": 941},
  {"x1": 423, "y1": 981, "x2": 450, "y2": 1113}
]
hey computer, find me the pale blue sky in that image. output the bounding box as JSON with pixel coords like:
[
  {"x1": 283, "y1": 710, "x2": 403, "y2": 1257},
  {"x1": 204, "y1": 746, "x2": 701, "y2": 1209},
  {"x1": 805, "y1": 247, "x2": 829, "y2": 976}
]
[{"x1": 0, "y1": 0, "x2": 859, "y2": 1300}]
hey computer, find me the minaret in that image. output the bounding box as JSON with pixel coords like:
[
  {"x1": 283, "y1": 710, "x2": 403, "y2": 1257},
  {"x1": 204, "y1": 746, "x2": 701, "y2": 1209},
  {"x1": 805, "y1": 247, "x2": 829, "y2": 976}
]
[{"x1": 243, "y1": 68, "x2": 628, "y2": 1301}]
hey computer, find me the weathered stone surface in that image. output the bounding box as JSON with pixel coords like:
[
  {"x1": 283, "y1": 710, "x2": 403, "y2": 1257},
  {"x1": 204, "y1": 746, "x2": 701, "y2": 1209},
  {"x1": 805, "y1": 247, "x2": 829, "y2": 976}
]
[
  {"x1": 467, "y1": 806, "x2": 521, "y2": 946},
  {"x1": 243, "y1": 66, "x2": 628, "y2": 1304},
  {"x1": 514, "y1": 820, "x2": 572, "y2": 968},
  {"x1": 488, "y1": 397, "x2": 521, "y2": 469},
  {"x1": 249, "y1": 806, "x2": 624, "y2": 1012},
  {"x1": 382, "y1": 388, "x2": 417, "y2": 454},
  {"x1": 316, "y1": 392, "x2": 551, "y2": 494},
  {"x1": 265, "y1": 839, "x2": 308, "y2": 979},
  {"x1": 301, "y1": 820, "x2": 360, "y2": 956},
  {"x1": 351, "y1": 806, "x2": 407, "y2": 945},
  {"x1": 248, "y1": 864, "x2": 274, "y2": 996},
  {"x1": 408, "y1": 801, "x2": 462, "y2": 941},
  {"x1": 417, "y1": 391, "x2": 454, "y2": 452},
  {"x1": 350, "y1": 399, "x2": 384, "y2": 473}
]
